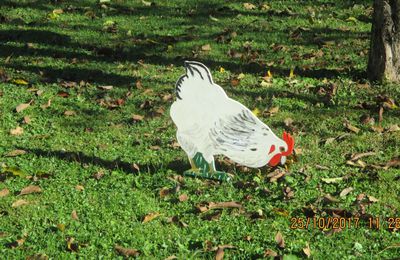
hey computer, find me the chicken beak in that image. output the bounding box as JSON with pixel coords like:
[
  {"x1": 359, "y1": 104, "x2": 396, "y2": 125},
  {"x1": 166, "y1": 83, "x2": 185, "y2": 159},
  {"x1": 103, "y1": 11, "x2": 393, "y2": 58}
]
[{"x1": 280, "y1": 156, "x2": 286, "y2": 165}]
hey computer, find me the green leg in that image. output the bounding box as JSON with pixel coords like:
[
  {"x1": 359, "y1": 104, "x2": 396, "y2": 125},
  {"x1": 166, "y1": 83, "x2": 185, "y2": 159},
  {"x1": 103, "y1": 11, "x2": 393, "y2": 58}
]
[{"x1": 183, "y1": 153, "x2": 232, "y2": 182}]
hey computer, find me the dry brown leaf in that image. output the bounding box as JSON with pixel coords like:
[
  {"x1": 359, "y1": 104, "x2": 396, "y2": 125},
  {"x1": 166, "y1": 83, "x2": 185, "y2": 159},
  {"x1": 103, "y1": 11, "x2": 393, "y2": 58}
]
[
  {"x1": 164, "y1": 256, "x2": 178, "y2": 260},
  {"x1": 12, "y1": 199, "x2": 29, "y2": 208},
  {"x1": 159, "y1": 187, "x2": 172, "y2": 198},
  {"x1": 20, "y1": 185, "x2": 42, "y2": 195},
  {"x1": 132, "y1": 114, "x2": 144, "y2": 122},
  {"x1": 142, "y1": 212, "x2": 160, "y2": 223},
  {"x1": 303, "y1": 243, "x2": 311, "y2": 258},
  {"x1": 41, "y1": 99, "x2": 51, "y2": 109},
  {"x1": 6, "y1": 149, "x2": 27, "y2": 157},
  {"x1": 339, "y1": 187, "x2": 354, "y2": 197},
  {"x1": 378, "y1": 106, "x2": 384, "y2": 122},
  {"x1": 0, "y1": 188, "x2": 10, "y2": 197},
  {"x1": 350, "y1": 151, "x2": 376, "y2": 161},
  {"x1": 243, "y1": 3, "x2": 256, "y2": 10},
  {"x1": 178, "y1": 193, "x2": 188, "y2": 202},
  {"x1": 386, "y1": 157, "x2": 400, "y2": 168},
  {"x1": 215, "y1": 245, "x2": 235, "y2": 260},
  {"x1": 371, "y1": 125, "x2": 384, "y2": 133},
  {"x1": 75, "y1": 185, "x2": 84, "y2": 191},
  {"x1": 208, "y1": 201, "x2": 242, "y2": 210},
  {"x1": 368, "y1": 195, "x2": 379, "y2": 203},
  {"x1": 71, "y1": 210, "x2": 79, "y2": 220},
  {"x1": 387, "y1": 124, "x2": 400, "y2": 132},
  {"x1": 201, "y1": 44, "x2": 212, "y2": 51},
  {"x1": 267, "y1": 169, "x2": 286, "y2": 182},
  {"x1": 162, "y1": 93, "x2": 173, "y2": 101},
  {"x1": 150, "y1": 145, "x2": 161, "y2": 150},
  {"x1": 23, "y1": 116, "x2": 31, "y2": 124},
  {"x1": 64, "y1": 110, "x2": 76, "y2": 116},
  {"x1": 16, "y1": 103, "x2": 30, "y2": 113},
  {"x1": 98, "y1": 85, "x2": 113, "y2": 90},
  {"x1": 324, "y1": 194, "x2": 339, "y2": 203},
  {"x1": 264, "y1": 249, "x2": 278, "y2": 257},
  {"x1": 92, "y1": 171, "x2": 105, "y2": 180},
  {"x1": 275, "y1": 231, "x2": 285, "y2": 248},
  {"x1": 344, "y1": 122, "x2": 360, "y2": 133},
  {"x1": 10, "y1": 126, "x2": 23, "y2": 136}
]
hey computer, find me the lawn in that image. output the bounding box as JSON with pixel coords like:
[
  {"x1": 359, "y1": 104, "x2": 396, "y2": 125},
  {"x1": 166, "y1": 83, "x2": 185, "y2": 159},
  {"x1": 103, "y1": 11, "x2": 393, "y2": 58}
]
[{"x1": 0, "y1": 0, "x2": 400, "y2": 259}]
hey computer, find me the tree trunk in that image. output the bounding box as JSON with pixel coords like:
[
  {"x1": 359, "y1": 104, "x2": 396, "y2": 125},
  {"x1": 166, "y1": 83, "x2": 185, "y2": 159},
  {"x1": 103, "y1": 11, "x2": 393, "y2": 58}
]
[{"x1": 368, "y1": 0, "x2": 400, "y2": 82}]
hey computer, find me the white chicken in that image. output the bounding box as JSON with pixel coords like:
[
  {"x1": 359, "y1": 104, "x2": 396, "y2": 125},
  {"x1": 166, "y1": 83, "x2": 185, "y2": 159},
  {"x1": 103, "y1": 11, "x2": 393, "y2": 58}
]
[{"x1": 170, "y1": 61, "x2": 294, "y2": 178}]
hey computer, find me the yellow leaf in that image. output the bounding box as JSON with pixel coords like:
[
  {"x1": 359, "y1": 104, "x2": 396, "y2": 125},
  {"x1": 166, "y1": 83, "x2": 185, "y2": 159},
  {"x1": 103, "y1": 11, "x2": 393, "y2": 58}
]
[
  {"x1": 219, "y1": 67, "x2": 225, "y2": 73},
  {"x1": 142, "y1": 212, "x2": 160, "y2": 223},
  {"x1": 12, "y1": 79, "x2": 28, "y2": 85},
  {"x1": 266, "y1": 70, "x2": 272, "y2": 78},
  {"x1": 346, "y1": 16, "x2": 358, "y2": 23},
  {"x1": 289, "y1": 68, "x2": 295, "y2": 78},
  {"x1": 252, "y1": 108, "x2": 260, "y2": 117}
]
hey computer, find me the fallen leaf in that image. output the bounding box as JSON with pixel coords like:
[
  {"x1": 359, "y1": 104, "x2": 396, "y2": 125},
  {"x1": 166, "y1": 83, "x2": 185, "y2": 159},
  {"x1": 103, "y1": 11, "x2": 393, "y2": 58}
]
[
  {"x1": 303, "y1": 243, "x2": 311, "y2": 258},
  {"x1": 350, "y1": 151, "x2": 376, "y2": 161},
  {"x1": 66, "y1": 237, "x2": 79, "y2": 252},
  {"x1": 57, "y1": 223, "x2": 65, "y2": 232},
  {"x1": 150, "y1": 145, "x2": 161, "y2": 150},
  {"x1": 264, "y1": 249, "x2": 278, "y2": 257},
  {"x1": 92, "y1": 170, "x2": 105, "y2": 180},
  {"x1": 344, "y1": 122, "x2": 360, "y2": 133},
  {"x1": 20, "y1": 185, "x2": 42, "y2": 195},
  {"x1": 385, "y1": 157, "x2": 400, "y2": 168},
  {"x1": 71, "y1": 210, "x2": 79, "y2": 220},
  {"x1": 75, "y1": 185, "x2": 84, "y2": 191},
  {"x1": 41, "y1": 99, "x2": 51, "y2": 109},
  {"x1": 387, "y1": 124, "x2": 400, "y2": 132},
  {"x1": 98, "y1": 85, "x2": 113, "y2": 90},
  {"x1": 6, "y1": 149, "x2": 27, "y2": 157},
  {"x1": 12, "y1": 199, "x2": 29, "y2": 208},
  {"x1": 371, "y1": 125, "x2": 384, "y2": 133},
  {"x1": 340, "y1": 187, "x2": 354, "y2": 197},
  {"x1": 324, "y1": 194, "x2": 339, "y2": 203},
  {"x1": 159, "y1": 187, "x2": 172, "y2": 198},
  {"x1": 215, "y1": 245, "x2": 235, "y2": 260},
  {"x1": 162, "y1": 93, "x2": 173, "y2": 101},
  {"x1": 368, "y1": 195, "x2": 379, "y2": 203},
  {"x1": 10, "y1": 126, "x2": 23, "y2": 136},
  {"x1": 13, "y1": 79, "x2": 29, "y2": 85},
  {"x1": 379, "y1": 106, "x2": 384, "y2": 122},
  {"x1": 201, "y1": 44, "x2": 212, "y2": 51},
  {"x1": 16, "y1": 103, "x2": 30, "y2": 113},
  {"x1": 164, "y1": 256, "x2": 178, "y2": 260},
  {"x1": 178, "y1": 193, "x2": 188, "y2": 202},
  {"x1": 275, "y1": 231, "x2": 285, "y2": 248},
  {"x1": 243, "y1": 3, "x2": 256, "y2": 10},
  {"x1": 115, "y1": 245, "x2": 140, "y2": 257},
  {"x1": 64, "y1": 110, "x2": 76, "y2": 116},
  {"x1": 132, "y1": 114, "x2": 144, "y2": 122},
  {"x1": 0, "y1": 188, "x2": 10, "y2": 197},
  {"x1": 142, "y1": 212, "x2": 160, "y2": 223},
  {"x1": 23, "y1": 116, "x2": 31, "y2": 124},
  {"x1": 2, "y1": 166, "x2": 27, "y2": 177},
  {"x1": 321, "y1": 177, "x2": 343, "y2": 183},
  {"x1": 267, "y1": 169, "x2": 286, "y2": 182}
]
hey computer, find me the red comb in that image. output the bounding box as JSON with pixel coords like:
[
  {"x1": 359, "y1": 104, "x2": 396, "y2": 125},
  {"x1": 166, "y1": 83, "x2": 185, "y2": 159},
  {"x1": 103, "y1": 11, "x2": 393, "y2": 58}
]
[{"x1": 281, "y1": 131, "x2": 294, "y2": 156}]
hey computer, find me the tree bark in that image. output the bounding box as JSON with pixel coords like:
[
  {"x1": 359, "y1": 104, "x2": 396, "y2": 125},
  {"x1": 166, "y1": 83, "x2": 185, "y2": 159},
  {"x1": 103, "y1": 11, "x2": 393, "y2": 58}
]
[{"x1": 368, "y1": 0, "x2": 400, "y2": 82}]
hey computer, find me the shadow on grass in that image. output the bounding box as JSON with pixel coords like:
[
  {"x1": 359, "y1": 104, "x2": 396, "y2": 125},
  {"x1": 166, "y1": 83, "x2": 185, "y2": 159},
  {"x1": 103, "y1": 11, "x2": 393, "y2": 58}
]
[{"x1": 18, "y1": 147, "x2": 188, "y2": 174}]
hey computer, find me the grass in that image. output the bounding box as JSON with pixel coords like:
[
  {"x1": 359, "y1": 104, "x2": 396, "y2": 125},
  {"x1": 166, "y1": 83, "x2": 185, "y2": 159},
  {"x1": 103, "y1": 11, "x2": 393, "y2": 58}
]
[{"x1": 0, "y1": 0, "x2": 400, "y2": 258}]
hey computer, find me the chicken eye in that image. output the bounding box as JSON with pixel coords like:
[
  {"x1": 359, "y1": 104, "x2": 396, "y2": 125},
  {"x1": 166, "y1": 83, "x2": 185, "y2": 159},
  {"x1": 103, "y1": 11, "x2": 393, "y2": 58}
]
[{"x1": 279, "y1": 146, "x2": 285, "y2": 152}]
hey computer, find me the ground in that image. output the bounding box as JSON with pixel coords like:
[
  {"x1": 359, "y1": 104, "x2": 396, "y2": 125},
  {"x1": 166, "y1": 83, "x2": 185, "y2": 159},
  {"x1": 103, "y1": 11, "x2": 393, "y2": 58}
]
[{"x1": 0, "y1": 0, "x2": 400, "y2": 259}]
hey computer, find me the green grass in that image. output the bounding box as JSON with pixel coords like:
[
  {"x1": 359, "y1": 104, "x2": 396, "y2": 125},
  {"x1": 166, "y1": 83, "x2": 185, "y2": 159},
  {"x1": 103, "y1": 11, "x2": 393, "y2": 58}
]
[{"x1": 1, "y1": 0, "x2": 400, "y2": 259}]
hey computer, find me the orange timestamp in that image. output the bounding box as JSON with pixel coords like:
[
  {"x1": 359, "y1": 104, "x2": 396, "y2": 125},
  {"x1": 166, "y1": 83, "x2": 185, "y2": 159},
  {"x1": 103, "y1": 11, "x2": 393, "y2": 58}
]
[
  {"x1": 290, "y1": 217, "x2": 400, "y2": 230},
  {"x1": 290, "y1": 217, "x2": 361, "y2": 230}
]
